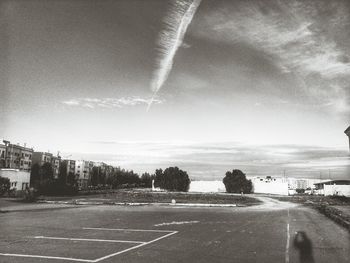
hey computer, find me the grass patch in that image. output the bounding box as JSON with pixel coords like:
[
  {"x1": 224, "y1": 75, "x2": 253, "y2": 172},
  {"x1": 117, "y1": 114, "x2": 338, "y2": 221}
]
[{"x1": 42, "y1": 189, "x2": 261, "y2": 206}]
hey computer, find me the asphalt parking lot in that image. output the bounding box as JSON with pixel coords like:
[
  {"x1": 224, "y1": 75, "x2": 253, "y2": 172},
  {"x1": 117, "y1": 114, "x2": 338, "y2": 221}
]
[{"x1": 0, "y1": 198, "x2": 349, "y2": 263}]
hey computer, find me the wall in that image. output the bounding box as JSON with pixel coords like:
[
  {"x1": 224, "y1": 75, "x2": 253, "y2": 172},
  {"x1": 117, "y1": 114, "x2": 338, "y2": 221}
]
[
  {"x1": 189, "y1": 181, "x2": 226, "y2": 193},
  {"x1": 324, "y1": 185, "x2": 350, "y2": 197},
  {"x1": 252, "y1": 181, "x2": 289, "y2": 195},
  {"x1": 0, "y1": 169, "x2": 30, "y2": 190}
]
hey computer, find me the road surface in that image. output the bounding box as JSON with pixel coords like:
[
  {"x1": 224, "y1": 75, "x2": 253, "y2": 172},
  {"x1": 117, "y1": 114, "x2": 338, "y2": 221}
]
[{"x1": 0, "y1": 197, "x2": 349, "y2": 262}]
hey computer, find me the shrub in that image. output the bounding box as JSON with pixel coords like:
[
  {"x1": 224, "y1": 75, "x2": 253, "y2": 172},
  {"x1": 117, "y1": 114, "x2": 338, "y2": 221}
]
[
  {"x1": 223, "y1": 169, "x2": 252, "y2": 194},
  {"x1": 0, "y1": 176, "x2": 10, "y2": 196},
  {"x1": 155, "y1": 167, "x2": 190, "y2": 192}
]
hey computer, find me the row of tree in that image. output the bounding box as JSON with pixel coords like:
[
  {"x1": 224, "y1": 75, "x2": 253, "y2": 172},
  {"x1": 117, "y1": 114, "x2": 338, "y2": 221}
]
[
  {"x1": 24, "y1": 162, "x2": 253, "y2": 196},
  {"x1": 1, "y1": 168, "x2": 252, "y2": 196}
]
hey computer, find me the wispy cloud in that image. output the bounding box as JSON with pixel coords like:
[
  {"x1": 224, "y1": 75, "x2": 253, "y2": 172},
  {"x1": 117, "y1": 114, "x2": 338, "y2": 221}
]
[
  {"x1": 194, "y1": 0, "x2": 350, "y2": 114},
  {"x1": 66, "y1": 141, "x2": 349, "y2": 180},
  {"x1": 62, "y1": 97, "x2": 164, "y2": 109},
  {"x1": 148, "y1": 0, "x2": 202, "y2": 110},
  {"x1": 204, "y1": 1, "x2": 350, "y2": 78}
]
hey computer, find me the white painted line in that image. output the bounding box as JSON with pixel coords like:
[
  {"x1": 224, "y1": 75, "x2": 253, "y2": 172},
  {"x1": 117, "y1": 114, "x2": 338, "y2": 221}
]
[
  {"x1": 154, "y1": 220, "x2": 199, "y2": 226},
  {"x1": 0, "y1": 253, "x2": 94, "y2": 262},
  {"x1": 83, "y1": 227, "x2": 175, "y2": 233},
  {"x1": 285, "y1": 208, "x2": 290, "y2": 263},
  {"x1": 32, "y1": 236, "x2": 145, "y2": 244},
  {"x1": 92, "y1": 231, "x2": 178, "y2": 262}
]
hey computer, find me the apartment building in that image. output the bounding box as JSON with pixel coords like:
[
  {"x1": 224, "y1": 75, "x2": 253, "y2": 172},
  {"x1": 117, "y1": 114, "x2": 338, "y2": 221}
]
[
  {"x1": 75, "y1": 160, "x2": 93, "y2": 189},
  {"x1": 61, "y1": 159, "x2": 76, "y2": 175},
  {"x1": 51, "y1": 155, "x2": 61, "y2": 179},
  {"x1": 32, "y1": 152, "x2": 53, "y2": 166},
  {"x1": 0, "y1": 143, "x2": 5, "y2": 168},
  {"x1": 0, "y1": 140, "x2": 33, "y2": 172}
]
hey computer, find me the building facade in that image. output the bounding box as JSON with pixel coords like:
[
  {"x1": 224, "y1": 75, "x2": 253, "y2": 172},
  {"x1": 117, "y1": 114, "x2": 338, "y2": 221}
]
[
  {"x1": 32, "y1": 152, "x2": 53, "y2": 166},
  {"x1": 0, "y1": 169, "x2": 30, "y2": 191},
  {"x1": 0, "y1": 144, "x2": 6, "y2": 168},
  {"x1": 314, "y1": 180, "x2": 350, "y2": 197},
  {"x1": 0, "y1": 141, "x2": 33, "y2": 172},
  {"x1": 251, "y1": 176, "x2": 289, "y2": 195},
  {"x1": 75, "y1": 160, "x2": 93, "y2": 189},
  {"x1": 51, "y1": 155, "x2": 61, "y2": 179}
]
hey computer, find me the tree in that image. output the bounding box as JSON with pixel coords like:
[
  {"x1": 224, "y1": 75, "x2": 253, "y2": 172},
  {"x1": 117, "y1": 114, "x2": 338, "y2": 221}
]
[
  {"x1": 91, "y1": 167, "x2": 99, "y2": 186},
  {"x1": 140, "y1": 172, "x2": 153, "y2": 188},
  {"x1": 67, "y1": 172, "x2": 77, "y2": 186},
  {"x1": 41, "y1": 162, "x2": 54, "y2": 181},
  {"x1": 155, "y1": 167, "x2": 190, "y2": 192},
  {"x1": 223, "y1": 169, "x2": 252, "y2": 194},
  {"x1": 0, "y1": 176, "x2": 10, "y2": 196},
  {"x1": 106, "y1": 168, "x2": 141, "y2": 189},
  {"x1": 30, "y1": 163, "x2": 41, "y2": 187},
  {"x1": 58, "y1": 161, "x2": 68, "y2": 184}
]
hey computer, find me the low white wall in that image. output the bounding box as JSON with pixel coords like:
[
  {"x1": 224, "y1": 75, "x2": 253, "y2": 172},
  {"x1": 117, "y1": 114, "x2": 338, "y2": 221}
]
[
  {"x1": 189, "y1": 181, "x2": 226, "y2": 193},
  {"x1": 324, "y1": 185, "x2": 350, "y2": 197},
  {"x1": 0, "y1": 169, "x2": 30, "y2": 190},
  {"x1": 252, "y1": 181, "x2": 289, "y2": 196}
]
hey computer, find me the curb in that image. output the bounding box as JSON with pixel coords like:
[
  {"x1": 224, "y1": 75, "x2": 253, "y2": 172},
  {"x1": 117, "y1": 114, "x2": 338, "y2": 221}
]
[{"x1": 37, "y1": 200, "x2": 239, "y2": 207}]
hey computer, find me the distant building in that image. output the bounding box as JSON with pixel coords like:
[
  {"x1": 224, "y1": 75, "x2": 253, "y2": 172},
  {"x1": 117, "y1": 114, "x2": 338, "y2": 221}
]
[
  {"x1": 0, "y1": 169, "x2": 30, "y2": 191},
  {"x1": 251, "y1": 176, "x2": 289, "y2": 195},
  {"x1": 32, "y1": 152, "x2": 53, "y2": 166},
  {"x1": 51, "y1": 155, "x2": 61, "y2": 179},
  {"x1": 345, "y1": 126, "x2": 350, "y2": 150},
  {"x1": 0, "y1": 140, "x2": 33, "y2": 172},
  {"x1": 314, "y1": 180, "x2": 350, "y2": 197},
  {"x1": 189, "y1": 180, "x2": 225, "y2": 193},
  {"x1": 0, "y1": 143, "x2": 6, "y2": 168},
  {"x1": 61, "y1": 159, "x2": 76, "y2": 176},
  {"x1": 75, "y1": 160, "x2": 93, "y2": 189}
]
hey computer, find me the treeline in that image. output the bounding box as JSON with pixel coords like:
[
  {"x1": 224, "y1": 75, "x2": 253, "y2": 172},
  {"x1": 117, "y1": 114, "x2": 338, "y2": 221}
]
[{"x1": 29, "y1": 163, "x2": 191, "y2": 195}]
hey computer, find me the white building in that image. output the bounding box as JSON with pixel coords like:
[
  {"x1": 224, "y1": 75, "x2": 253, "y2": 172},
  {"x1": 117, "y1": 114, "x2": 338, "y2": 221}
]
[
  {"x1": 251, "y1": 176, "x2": 289, "y2": 195},
  {"x1": 0, "y1": 169, "x2": 30, "y2": 191},
  {"x1": 189, "y1": 180, "x2": 226, "y2": 193},
  {"x1": 314, "y1": 180, "x2": 350, "y2": 197},
  {"x1": 75, "y1": 160, "x2": 93, "y2": 189}
]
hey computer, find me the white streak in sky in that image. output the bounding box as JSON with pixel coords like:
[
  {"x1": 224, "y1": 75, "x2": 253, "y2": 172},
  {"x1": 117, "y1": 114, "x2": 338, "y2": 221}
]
[{"x1": 147, "y1": 0, "x2": 202, "y2": 111}]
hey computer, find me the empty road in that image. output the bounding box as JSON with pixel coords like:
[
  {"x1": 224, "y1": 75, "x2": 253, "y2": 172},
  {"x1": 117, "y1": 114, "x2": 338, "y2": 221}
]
[{"x1": 0, "y1": 197, "x2": 349, "y2": 262}]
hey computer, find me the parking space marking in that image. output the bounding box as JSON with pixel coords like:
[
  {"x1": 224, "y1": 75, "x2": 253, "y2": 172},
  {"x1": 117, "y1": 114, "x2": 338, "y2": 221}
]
[
  {"x1": 0, "y1": 253, "x2": 94, "y2": 262},
  {"x1": 83, "y1": 227, "x2": 175, "y2": 233},
  {"x1": 32, "y1": 236, "x2": 145, "y2": 244},
  {"x1": 93, "y1": 230, "x2": 178, "y2": 262},
  {"x1": 0, "y1": 228, "x2": 178, "y2": 262}
]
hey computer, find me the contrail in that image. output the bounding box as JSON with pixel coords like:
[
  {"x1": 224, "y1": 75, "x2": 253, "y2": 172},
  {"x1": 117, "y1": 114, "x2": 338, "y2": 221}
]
[{"x1": 147, "y1": 0, "x2": 202, "y2": 111}]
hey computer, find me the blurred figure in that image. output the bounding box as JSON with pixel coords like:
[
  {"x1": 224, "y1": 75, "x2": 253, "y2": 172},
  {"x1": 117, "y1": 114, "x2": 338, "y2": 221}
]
[{"x1": 293, "y1": 231, "x2": 315, "y2": 263}]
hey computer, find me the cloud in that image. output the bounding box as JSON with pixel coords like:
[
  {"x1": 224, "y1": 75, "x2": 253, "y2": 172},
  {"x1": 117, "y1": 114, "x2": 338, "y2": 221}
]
[
  {"x1": 62, "y1": 97, "x2": 164, "y2": 109},
  {"x1": 193, "y1": 0, "x2": 350, "y2": 115},
  {"x1": 201, "y1": 0, "x2": 350, "y2": 78},
  {"x1": 148, "y1": 0, "x2": 202, "y2": 110},
  {"x1": 66, "y1": 141, "x2": 349, "y2": 180}
]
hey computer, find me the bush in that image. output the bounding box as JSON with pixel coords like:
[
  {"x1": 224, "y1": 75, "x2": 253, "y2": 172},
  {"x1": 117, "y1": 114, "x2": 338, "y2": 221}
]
[
  {"x1": 106, "y1": 168, "x2": 141, "y2": 189},
  {"x1": 140, "y1": 173, "x2": 153, "y2": 188},
  {"x1": 0, "y1": 176, "x2": 10, "y2": 196},
  {"x1": 155, "y1": 167, "x2": 190, "y2": 192},
  {"x1": 223, "y1": 169, "x2": 252, "y2": 194},
  {"x1": 38, "y1": 179, "x2": 78, "y2": 196}
]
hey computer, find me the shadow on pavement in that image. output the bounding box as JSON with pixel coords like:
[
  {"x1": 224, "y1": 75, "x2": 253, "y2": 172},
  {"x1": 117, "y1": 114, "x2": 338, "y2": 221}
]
[{"x1": 293, "y1": 231, "x2": 315, "y2": 263}]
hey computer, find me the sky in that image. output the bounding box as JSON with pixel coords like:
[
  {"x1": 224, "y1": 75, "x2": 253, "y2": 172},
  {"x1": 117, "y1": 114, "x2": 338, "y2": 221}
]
[{"x1": 1, "y1": 0, "x2": 349, "y2": 180}]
